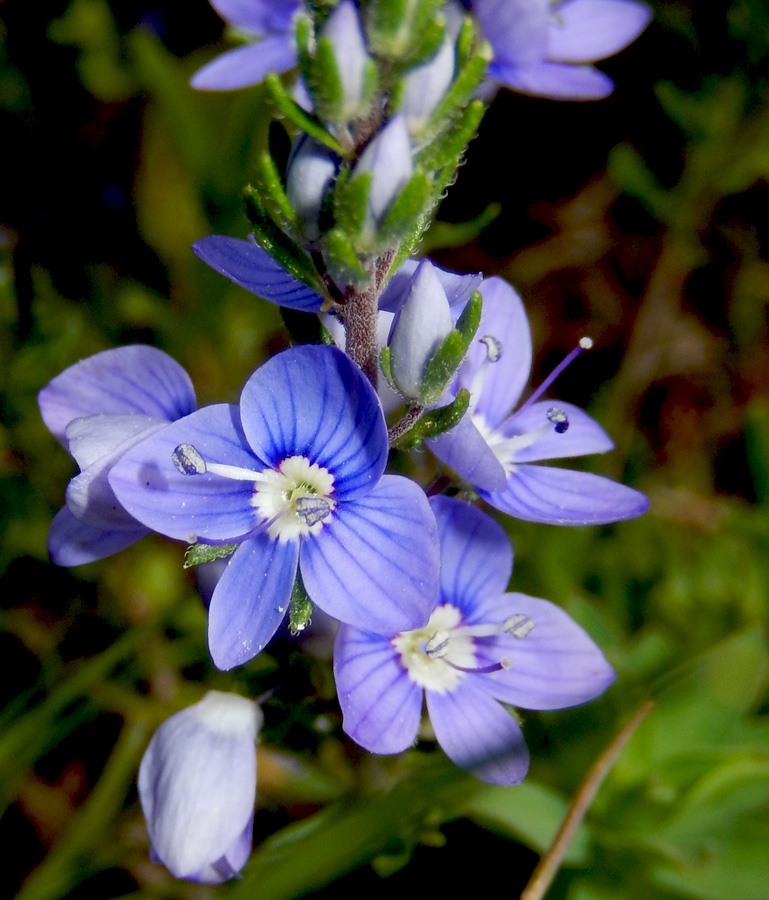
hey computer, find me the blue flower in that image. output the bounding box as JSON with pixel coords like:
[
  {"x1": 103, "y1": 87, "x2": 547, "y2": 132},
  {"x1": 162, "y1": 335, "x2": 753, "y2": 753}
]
[
  {"x1": 109, "y1": 345, "x2": 439, "y2": 670},
  {"x1": 334, "y1": 496, "x2": 616, "y2": 784},
  {"x1": 139, "y1": 691, "x2": 261, "y2": 883},
  {"x1": 38, "y1": 345, "x2": 197, "y2": 566},
  {"x1": 465, "y1": 0, "x2": 652, "y2": 100},
  {"x1": 428, "y1": 277, "x2": 649, "y2": 525},
  {"x1": 191, "y1": 0, "x2": 301, "y2": 91}
]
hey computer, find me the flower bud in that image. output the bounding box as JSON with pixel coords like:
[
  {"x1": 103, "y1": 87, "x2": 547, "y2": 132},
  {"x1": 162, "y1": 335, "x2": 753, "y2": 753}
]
[
  {"x1": 388, "y1": 259, "x2": 453, "y2": 400},
  {"x1": 286, "y1": 135, "x2": 339, "y2": 242},
  {"x1": 318, "y1": 0, "x2": 371, "y2": 123},
  {"x1": 138, "y1": 691, "x2": 262, "y2": 884}
]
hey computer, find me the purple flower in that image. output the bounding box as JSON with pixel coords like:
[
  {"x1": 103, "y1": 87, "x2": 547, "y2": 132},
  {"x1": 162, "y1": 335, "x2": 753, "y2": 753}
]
[
  {"x1": 466, "y1": 0, "x2": 652, "y2": 100},
  {"x1": 109, "y1": 345, "x2": 439, "y2": 670},
  {"x1": 429, "y1": 277, "x2": 649, "y2": 525},
  {"x1": 38, "y1": 346, "x2": 197, "y2": 566},
  {"x1": 191, "y1": 0, "x2": 301, "y2": 91},
  {"x1": 139, "y1": 691, "x2": 261, "y2": 883},
  {"x1": 334, "y1": 496, "x2": 615, "y2": 784}
]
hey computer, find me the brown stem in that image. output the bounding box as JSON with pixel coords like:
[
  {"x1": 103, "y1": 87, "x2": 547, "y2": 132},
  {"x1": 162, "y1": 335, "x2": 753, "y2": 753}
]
[
  {"x1": 387, "y1": 404, "x2": 424, "y2": 444},
  {"x1": 519, "y1": 700, "x2": 654, "y2": 900}
]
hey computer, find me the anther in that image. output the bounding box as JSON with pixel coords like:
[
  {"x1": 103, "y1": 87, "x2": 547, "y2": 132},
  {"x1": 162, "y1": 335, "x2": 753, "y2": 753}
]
[
  {"x1": 517, "y1": 336, "x2": 594, "y2": 415},
  {"x1": 546, "y1": 407, "x2": 570, "y2": 434},
  {"x1": 172, "y1": 443, "x2": 207, "y2": 476},
  {"x1": 425, "y1": 630, "x2": 450, "y2": 659},
  {"x1": 294, "y1": 496, "x2": 333, "y2": 527},
  {"x1": 503, "y1": 614, "x2": 535, "y2": 639},
  {"x1": 480, "y1": 335, "x2": 502, "y2": 362}
]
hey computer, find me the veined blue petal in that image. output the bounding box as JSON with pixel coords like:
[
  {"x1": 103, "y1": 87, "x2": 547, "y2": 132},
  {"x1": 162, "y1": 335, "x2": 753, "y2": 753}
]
[
  {"x1": 190, "y1": 36, "x2": 298, "y2": 90},
  {"x1": 426, "y1": 680, "x2": 529, "y2": 785},
  {"x1": 547, "y1": 0, "x2": 652, "y2": 63},
  {"x1": 481, "y1": 464, "x2": 650, "y2": 525},
  {"x1": 428, "y1": 413, "x2": 507, "y2": 493},
  {"x1": 109, "y1": 404, "x2": 263, "y2": 542},
  {"x1": 38, "y1": 345, "x2": 196, "y2": 447},
  {"x1": 501, "y1": 400, "x2": 614, "y2": 463},
  {"x1": 66, "y1": 414, "x2": 162, "y2": 471},
  {"x1": 430, "y1": 496, "x2": 512, "y2": 612},
  {"x1": 47, "y1": 506, "x2": 148, "y2": 566},
  {"x1": 239, "y1": 346, "x2": 388, "y2": 498},
  {"x1": 208, "y1": 536, "x2": 299, "y2": 670},
  {"x1": 473, "y1": 593, "x2": 616, "y2": 710},
  {"x1": 139, "y1": 691, "x2": 260, "y2": 883},
  {"x1": 334, "y1": 626, "x2": 422, "y2": 754},
  {"x1": 192, "y1": 235, "x2": 325, "y2": 312},
  {"x1": 301, "y1": 475, "x2": 438, "y2": 633},
  {"x1": 491, "y1": 59, "x2": 614, "y2": 100}
]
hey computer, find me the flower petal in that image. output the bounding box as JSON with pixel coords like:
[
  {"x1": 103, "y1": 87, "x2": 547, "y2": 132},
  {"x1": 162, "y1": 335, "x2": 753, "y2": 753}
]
[
  {"x1": 502, "y1": 400, "x2": 614, "y2": 463},
  {"x1": 208, "y1": 536, "x2": 298, "y2": 670},
  {"x1": 190, "y1": 36, "x2": 298, "y2": 90},
  {"x1": 473, "y1": 593, "x2": 616, "y2": 709},
  {"x1": 473, "y1": 0, "x2": 548, "y2": 68},
  {"x1": 481, "y1": 464, "x2": 650, "y2": 525},
  {"x1": 47, "y1": 506, "x2": 148, "y2": 566},
  {"x1": 428, "y1": 411, "x2": 507, "y2": 493},
  {"x1": 38, "y1": 345, "x2": 196, "y2": 447},
  {"x1": 208, "y1": 0, "x2": 298, "y2": 33},
  {"x1": 239, "y1": 346, "x2": 388, "y2": 498},
  {"x1": 547, "y1": 0, "x2": 652, "y2": 63},
  {"x1": 301, "y1": 475, "x2": 438, "y2": 633},
  {"x1": 192, "y1": 235, "x2": 325, "y2": 312},
  {"x1": 379, "y1": 258, "x2": 483, "y2": 315},
  {"x1": 66, "y1": 414, "x2": 161, "y2": 470},
  {"x1": 456, "y1": 277, "x2": 532, "y2": 428},
  {"x1": 430, "y1": 496, "x2": 513, "y2": 612},
  {"x1": 109, "y1": 405, "x2": 263, "y2": 542},
  {"x1": 490, "y1": 59, "x2": 614, "y2": 100},
  {"x1": 334, "y1": 625, "x2": 423, "y2": 754},
  {"x1": 426, "y1": 680, "x2": 529, "y2": 785}
]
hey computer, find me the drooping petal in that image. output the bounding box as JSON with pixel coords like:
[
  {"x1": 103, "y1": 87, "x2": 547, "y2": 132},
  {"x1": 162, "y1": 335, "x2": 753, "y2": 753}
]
[
  {"x1": 490, "y1": 59, "x2": 614, "y2": 100},
  {"x1": 473, "y1": 593, "x2": 616, "y2": 709},
  {"x1": 47, "y1": 506, "x2": 148, "y2": 567},
  {"x1": 190, "y1": 36, "x2": 298, "y2": 90},
  {"x1": 207, "y1": 536, "x2": 299, "y2": 670},
  {"x1": 456, "y1": 277, "x2": 532, "y2": 428},
  {"x1": 300, "y1": 475, "x2": 438, "y2": 633},
  {"x1": 208, "y1": 0, "x2": 298, "y2": 34},
  {"x1": 139, "y1": 691, "x2": 260, "y2": 883},
  {"x1": 547, "y1": 0, "x2": 652, "y2": 63},
  {"x1": 65, "y1": 414, "x2": 162, "y2": 471},
  {"x1": 430, "y1": 496, "x2": 513, "y2": 612},
  {"x1": 481, "y1": 464, "x2": 650, "y2": 525},
  {"x1": 334, "y1": 626, "x2": 423, "y2": 754},
  {"x1": 501, "y1": 400, "x2": 614, "y2": 463},
  {"x1": 426, "y1": 680, "x2": 529, "y2": 785},
  {"x1": 192, "y1": 235, "x2": 325, "y2": 312},
  {"x1": 38, "y1": 345, "x2": 196, "y2": 447},
  {"x1": 428, "y1": 412, "x2": 507, "y2": 493},
  {"x1": 239, "y1": 346, "x2": 388, "y2": 498},
  {"x1": 109, "y1": 404, "x2": 264, "y2": 542},
  {"x1": 472, "y1": 0, "x2": 549, "y2": 68}
]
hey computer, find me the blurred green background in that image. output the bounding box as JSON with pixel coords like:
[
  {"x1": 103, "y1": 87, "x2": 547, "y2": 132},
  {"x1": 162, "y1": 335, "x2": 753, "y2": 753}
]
[{"x1": 1, "y1": 1, "x2": 768, "y2": 898}]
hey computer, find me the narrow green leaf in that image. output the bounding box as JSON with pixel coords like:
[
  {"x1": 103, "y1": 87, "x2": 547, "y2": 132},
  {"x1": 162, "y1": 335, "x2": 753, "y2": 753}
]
[
  {"x1": 289, "y1": 571, "x2": 314, "y2": 636},
  {"x1": 184, "y1": 542, "x2": 237, "y2": 568},
  {"x1": 323, "y1": 227, "x2": 370, "y2": 287},
  {"x1": 419, "y1": 329, "x2": 464, "y2": 406},
  {"x1": 416, "y1": 99, "x2": 486, "y2": 173},
  {"x1": 255, "y1": 150, "x2": 297, "y2": 231},
  {"x1": 334, "y1": 171, "x2": 372, "y2": 237},
  {"x1": 264, "y1": 72, "x2": 348, "y2": 157},
  {"x1": 308, "y1": 36, "x2": 346, "y2": 124},
  {"x1": 391, "y1": 389, "x2": 470, "y2": 449},
  {"x1": 376, "y1": 170, "x2": 433, "y2": 250}
]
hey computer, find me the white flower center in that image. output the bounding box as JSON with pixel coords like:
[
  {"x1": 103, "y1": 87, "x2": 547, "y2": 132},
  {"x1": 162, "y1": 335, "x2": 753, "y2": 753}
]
[{"x1": 252, "y1": 456, "x2": 336, "y2": 542}]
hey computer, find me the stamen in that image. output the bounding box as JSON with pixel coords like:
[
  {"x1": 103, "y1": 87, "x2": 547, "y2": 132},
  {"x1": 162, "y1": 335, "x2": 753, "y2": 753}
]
[
  {"x1": 546, "y1": 407, "x2": 570, "y2": 434},
  {"x1": 480, "y1": 335, "x2": 502, "y2": 362},
  {"x1": 295, "y1": 496, "x2": 333, "y2": 526},
  {"x1": 468, "y1": 334, "x2": 503, "y2": 410},
  {"x1": 503, "y1": 614, "x2": 535, "y2": 639},
  {"x1": 517, "y1": 336, "x2": 593, "y2": 415},
  {"x1": 425, "y1": 630, "x2": 451, "y2": 659},
  {"x1": 171, "y1": 443, "x2": 269, "y2": 482},
  {"x1": 446, "y1": 656, "x2": 512, "y2": 675}
]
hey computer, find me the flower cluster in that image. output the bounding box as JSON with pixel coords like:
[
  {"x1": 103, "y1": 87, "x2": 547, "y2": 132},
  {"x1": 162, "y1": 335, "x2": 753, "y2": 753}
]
[{"x1": 39, "y1": 0, "x2": 652, "y2": 885}]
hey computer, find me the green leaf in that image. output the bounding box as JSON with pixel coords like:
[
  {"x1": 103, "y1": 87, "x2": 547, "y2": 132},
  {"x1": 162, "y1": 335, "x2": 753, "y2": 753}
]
[
  {"x1": 264, "y1": 72, "x2": 348, "y2": 157},
  {"x1": 306, "y1": 36, "x2": 346, "y2": 124},
  {"x1": 255, "y1": 150, "x2": 297, "y2": 231},
  {"x1": 376, "y1": 170, "x2": 433, "y2": 251},
  {"x1": 323, "y1": 227, "x2": 370, "y2": 288},
  {"x1": 333, "y1": 171, "x2": 372, "y2": 237},
  {"x1": 416, "y1": 98, "x2": 486, "y2": 171},
  {"x1": 184, "y1": 542, "x2": 237, "y2": 568},
  {"x1": 289, "y1": 571, "x2": 314, "y2": 636},
  {"x1": 423, "y1": 39, "x2": 491, "y2": 136},
  {"x1": 391, "y1": 388, "x2": 470, "y2": 449}
]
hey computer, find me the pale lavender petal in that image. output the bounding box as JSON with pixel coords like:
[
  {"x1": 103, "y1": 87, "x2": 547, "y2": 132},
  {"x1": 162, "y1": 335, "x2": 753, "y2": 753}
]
[
  {"x1": 47, "y1": 506, "x2": 148, "y2": 566},
  {"x1": 402, "y1": 32, "x2": 456, "y2": 131},
  {"x1": 491, "y1": 59, "x2": 614, "y2": 100},
  {"x1": 427, "y1": 681, "x2": 529, "y2": 785},
  {"x1": 547, "y1": 0, "x2": 652, "y2": 63},
  {"x1": 353, "y1": 115, "x2": 413, "y2": 233},
  {"x1": 456, "y1": 277, "x2": 532, "y2": 428},
  {"x1": 428, "y1": 412, "x2": 507, "y2": 493},
  {"x1": 301, "y1": 475, "x2": 438, "y2": 633},
  {"x1": 379, "y1": 258, "x2": 483, "y2": 315},
  {"x1": 285, "y1": 136, "x2": 339, "y2": 242},
  {"x1": 207, "y1": 536, "x2": 298, "y2": 670},
  {"x1": 239, "y1": 346, "x2": 387, "y2": 498},
  {"x1": 109, "y1": 405, "x2": 263, "y2": 542},
  {"x1": 320, "y1": 0, "x2": 368, "y2": 116},
  {"x1": 501, "y1": 400, "x2": 614, "y2": 463},
  {"x1": 190, "y1": 36, "x2": 298, "y2": 90},
  {"x1": 192, "y1": 235, "x2": 324, "y2": 312},
  {"x1": 472, "y1": 0, "x2": 548, "y2": 68},
  {"x1": 481, "y1": 464, "x2": 650, "y2": 525},
  {"x1": 38, "y1": 345, "x2": 196, "y2": 447},
  {"x1": 473, "y1": 593, "x2": 616, "y2": 709},
  {"x1": 334, "y1": 626, "x2": 423, "y2": 753},
  {"x1": 430, "y1": 496, "x2": 512, "y2": 610},
  {"x1": 208, "y1": 0, "x2": 298, "y2": 33},
  {"x1": 66, "y1": 414, "x2": 160, "y2": 470}
]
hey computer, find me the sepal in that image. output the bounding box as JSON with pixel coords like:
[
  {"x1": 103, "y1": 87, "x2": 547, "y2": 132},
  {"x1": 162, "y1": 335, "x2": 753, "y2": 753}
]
[
  {"x1": 185, "y1": 542, "x2": 238, "y2": 569},
  {"x1": 323, "y1": 227, "x2": 371, "y2": 288},
  {"x1": 263, "y1": 72, "x2": 348, "y2": 157},
  {"x1": 391, "y1": 388, "x2": 470, "y2": 449},
  {"x1": 366, "y1": 0, "x2": 445, "y2": 61},
  {"x1": 289, "y1": 569, "x2": 314, "y2": 636}
]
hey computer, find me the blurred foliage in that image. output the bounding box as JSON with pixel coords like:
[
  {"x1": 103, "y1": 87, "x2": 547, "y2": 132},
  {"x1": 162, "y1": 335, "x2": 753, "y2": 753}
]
[{"x1": 1, "y1": 1, "x2": 768, "y2": 899}]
